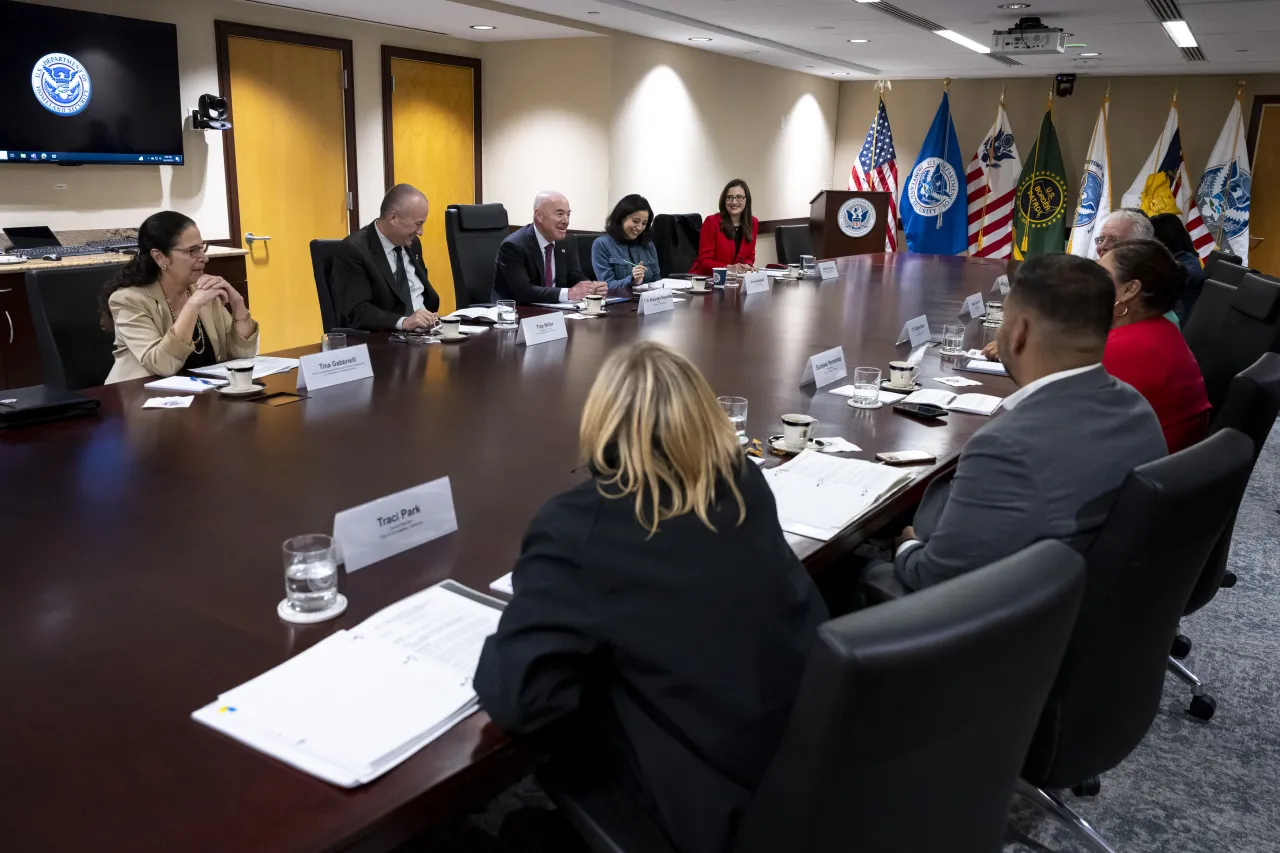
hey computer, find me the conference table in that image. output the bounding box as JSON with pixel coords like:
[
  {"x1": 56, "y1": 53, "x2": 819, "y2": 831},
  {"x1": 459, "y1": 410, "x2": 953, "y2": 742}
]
[{"x1": 0, "y1": 253, "x2": 1016, "y2": 852}]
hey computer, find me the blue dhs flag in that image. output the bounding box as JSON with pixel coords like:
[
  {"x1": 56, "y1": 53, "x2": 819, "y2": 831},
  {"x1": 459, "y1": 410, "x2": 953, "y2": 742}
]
[{"x1": 900, "y1": 93, "x2": 968, "y2": 255}]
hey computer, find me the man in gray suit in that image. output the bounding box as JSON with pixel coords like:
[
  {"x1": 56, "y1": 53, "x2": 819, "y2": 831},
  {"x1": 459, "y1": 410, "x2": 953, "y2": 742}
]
[{"x1": 890, "y1": 253, "x2": 1166, "y2": 592}]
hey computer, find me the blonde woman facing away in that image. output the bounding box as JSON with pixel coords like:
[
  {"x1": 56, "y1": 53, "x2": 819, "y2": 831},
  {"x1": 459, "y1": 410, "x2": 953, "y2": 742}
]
[
  {"x1": 102, "y1": 211, "x2": 258, "y2": 383},
  {"x1": 474, "y1": 341, "x2": 827, "y2": 853}
]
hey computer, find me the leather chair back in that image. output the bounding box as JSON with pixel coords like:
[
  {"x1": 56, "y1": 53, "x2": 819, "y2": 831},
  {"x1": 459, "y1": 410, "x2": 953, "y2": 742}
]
[
  {"x1": 1184, "y1": 274, "x2": 1280, "y2": 408},
  {"x1": 773, "y1": 224, "x2": 813, "y2": 266},
  {"x1": 573, "y1": 232, "x2": 604, "y2": 280},
  {"x1": 1210, "y1": 259, "x2": 1250, "y2": 287},
  {"x1": 651, "y1": 213, "x2": 703, "y2": 276},
  {"x1": 1022, "y1": 429, "x2": 1255, "y2": 790},
  {"x1": 25, "y1": 266, "x2": 118, "y2": 389},
  {"x1": 308, "y1": 239, "x2": 343, "y2": 332},
  {"x1": 445, "y1": 203, "x2": 508, "y2": 308},
  {"x1": 1204, "y1": 250, "x2": 1242, "y2": 283},
  {"x1": 736, "y1": 541, "x2": 1086, "y2": 853}
]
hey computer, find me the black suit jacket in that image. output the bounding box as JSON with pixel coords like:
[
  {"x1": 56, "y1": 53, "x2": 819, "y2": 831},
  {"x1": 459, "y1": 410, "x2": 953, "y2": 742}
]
[
  {"x1": 474, "y1": 460, "x2": 828, "y2": 853},
  {"x1": 332, "y1": 222, "x2": 439, "y2": 330},
  {"x1": 492, "y1": 223, "x2": 587, "y2": 305}
]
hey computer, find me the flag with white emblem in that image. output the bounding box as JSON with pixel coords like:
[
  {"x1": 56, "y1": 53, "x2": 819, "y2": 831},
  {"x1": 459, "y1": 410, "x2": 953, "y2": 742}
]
[
  {"x1": 966, "y1": 101, "x2": 1021, "y2": 258},
  {"x1": 1197, "y1": 92, "x2": 1252, "y2": 265},
  {"x1": 1067, "y1": 92, "x2": 1111, "y2": 259}
]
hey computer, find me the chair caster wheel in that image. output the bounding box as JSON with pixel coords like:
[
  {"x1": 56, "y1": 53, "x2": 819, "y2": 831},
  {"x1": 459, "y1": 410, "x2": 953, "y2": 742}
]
[
  {"x1": 1189, "y1": 695, "x2": 1217, "y2": 720},
  {"x1": 1221, "y1": 571, "x2": 1237, "y2": 588},
  {"x1": 1171, "y1": 634, "x2": 1192, "y2": 659},
  {"x1": 1072, "y1": 777, "x2": 1101, "y2": 797}
]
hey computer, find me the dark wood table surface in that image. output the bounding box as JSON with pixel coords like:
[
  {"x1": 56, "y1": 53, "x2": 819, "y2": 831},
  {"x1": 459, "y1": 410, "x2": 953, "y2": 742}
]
[{"x1": 0, "y1": 254, "x2": 1015, "y2": 853}]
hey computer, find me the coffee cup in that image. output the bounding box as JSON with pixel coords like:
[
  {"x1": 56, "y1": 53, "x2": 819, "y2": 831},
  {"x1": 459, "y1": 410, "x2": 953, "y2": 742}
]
[
  {"x1": 712, "y1": 267, "x2": 727, "y2": 287},
  {"x1": 887, "y1": 361, "x2": 919, "y2": 389},
  {"x1": 787, "y1": 264, "x2": 801, "y2": 280},
  {"x1": 781, "y1": 414, "x2": 818, "y2": 451},
  {"x1": 438, "y1": 317, "x2": 462, "y2": 338},
  {"x1": 226, "y1": 359, "x2": 255, "y2": 392},
  {"x1": 689, "y1": 276, "x2": 709, "y2": 292},
  {"x1": 584, "y1": 294, "x2": 604, "y2": 315}
]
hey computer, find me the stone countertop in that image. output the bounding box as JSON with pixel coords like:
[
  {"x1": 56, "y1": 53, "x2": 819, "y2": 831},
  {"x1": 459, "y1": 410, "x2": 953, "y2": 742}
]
[{"x1": 0, "y1": 245, "x2": 248, "y2": 276}]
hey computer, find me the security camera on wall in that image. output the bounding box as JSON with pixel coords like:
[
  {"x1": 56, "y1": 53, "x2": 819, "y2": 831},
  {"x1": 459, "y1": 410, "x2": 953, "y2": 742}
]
[{"x1": 192, "y1": 94, "x2": 232, "y2": 131}]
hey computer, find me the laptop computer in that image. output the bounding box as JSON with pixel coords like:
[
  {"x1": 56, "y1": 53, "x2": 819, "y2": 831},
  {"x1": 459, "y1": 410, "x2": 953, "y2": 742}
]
[{"x1": 3, "y1": 226, "x2": 61, "y2": 250}]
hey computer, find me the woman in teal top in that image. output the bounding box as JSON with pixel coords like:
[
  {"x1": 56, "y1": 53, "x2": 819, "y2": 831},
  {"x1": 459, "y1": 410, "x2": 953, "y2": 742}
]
[{"x1": 592, "y1": 194, "x2": 661, "y2": 292}]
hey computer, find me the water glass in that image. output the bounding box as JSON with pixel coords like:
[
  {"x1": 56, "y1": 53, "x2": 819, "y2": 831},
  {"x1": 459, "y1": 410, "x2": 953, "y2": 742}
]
[
  {"x1": 496, "y1": 299, "x2": 518, "y2": 329},
  {"x1": 983, "y1": 320, "x2": 1001, "y2": 349},
  {"x1": 941, "y1": 322, "x2": 965, "y2": 355},
  {"x1": 851, "y1": 367, "x2": 882, "y2": 408},
  {"x1": 718, "y1": 396, "x2": 749, "y2": 445},
  {"x1": 800, "y1": 255, "x2": 817, "y2": 278},
  {"x1": 282, "y1": 534, "x2": 339, "y2": 613},
  {"x1": 321, "y1": 332, "x2": 346, "y2": 351}
]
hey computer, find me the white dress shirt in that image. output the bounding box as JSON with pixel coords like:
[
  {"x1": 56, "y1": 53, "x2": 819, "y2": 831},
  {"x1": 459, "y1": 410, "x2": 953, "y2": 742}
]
[
  {"x1": 895, "y1": 362, "x2": 1103, "y2": 559},
  {"x1": 374, "y1": 223, "x2": 426, "y2": 330},
  {"x1": 533, "y1": 227, "x2": 571, "y2": 303}
]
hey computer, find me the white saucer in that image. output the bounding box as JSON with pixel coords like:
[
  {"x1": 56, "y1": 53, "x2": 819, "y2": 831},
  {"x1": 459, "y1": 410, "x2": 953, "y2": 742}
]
[
  {"x1": 847, "y1": 398, "x2": 883, "y2": 409},
  {"x1": 767, "y1": 435, "x2": 829, "y2": 455},
  {"x1": 880, "y1": 380, "x2": 922, "y2": 392},
  {"x1": 217, "y1": 383, "x2": 266, "y2": 396},
  {"x1": 581, "y1": 309, "x2": 609, "y2": 316},
  {"x1": 277, "y1": 593, "x2": 348, "y2": 624}
]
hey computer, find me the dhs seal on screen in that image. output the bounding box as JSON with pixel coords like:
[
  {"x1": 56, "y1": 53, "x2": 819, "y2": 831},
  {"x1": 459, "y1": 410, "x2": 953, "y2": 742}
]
[
  {"x1": 31, "y1": 53, "x2": 93, "y2": 116},
  {"x1": 838, "y1": 198, "x2": 877, "y2": 239}
]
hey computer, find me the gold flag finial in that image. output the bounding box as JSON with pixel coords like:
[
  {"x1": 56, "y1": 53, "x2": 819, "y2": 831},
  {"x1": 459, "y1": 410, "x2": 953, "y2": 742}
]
[
  {"x1": 1000, "y1": 83, "x2": 1006, "y2": 105},
  {"x1": 943, "y1": 77, "x2": 951, "y2": 92},
  {"x1": 1104, "y1": 80, "x2": 1111, "y2": 98},
  {"x1": 1237, "y1": 79, "x2": 1246, "y2": 99}
]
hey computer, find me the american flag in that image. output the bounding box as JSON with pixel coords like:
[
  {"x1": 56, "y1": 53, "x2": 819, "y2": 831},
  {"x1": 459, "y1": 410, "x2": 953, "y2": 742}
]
[{"x1": 849, "y1": 98, "x2": 899, "y2": 252}]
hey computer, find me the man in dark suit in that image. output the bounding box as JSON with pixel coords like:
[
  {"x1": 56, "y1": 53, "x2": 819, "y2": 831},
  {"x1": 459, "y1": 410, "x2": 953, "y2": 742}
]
[
  {"x1": 332, "y1": 183, "x2": 441, "y2": 331},
  {"x1": 493, "y1": 191, "x2": 608, "y2": 305}
]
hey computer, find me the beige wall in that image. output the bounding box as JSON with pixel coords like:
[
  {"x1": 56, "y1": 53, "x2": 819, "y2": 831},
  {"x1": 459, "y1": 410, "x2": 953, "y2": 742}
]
[
  {"x1": 833, "y1": 75, "x2": 1280, "y2": 215},
  {"x1": 0, "y1": 0, "x2": 480, "y2": 240}
]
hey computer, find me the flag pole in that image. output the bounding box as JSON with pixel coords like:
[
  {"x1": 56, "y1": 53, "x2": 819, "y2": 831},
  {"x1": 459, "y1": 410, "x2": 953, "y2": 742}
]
[
  {"x1": 1103, "y1": 82, "x2": 1112, "y2": 217},
  {"x1": 939, "y1": 78, "x2": 952, "y2": 231}
]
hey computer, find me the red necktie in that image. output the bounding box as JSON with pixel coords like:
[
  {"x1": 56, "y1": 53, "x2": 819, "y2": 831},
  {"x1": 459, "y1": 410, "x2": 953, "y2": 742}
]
[{"x1": 544, "y1": 243, "x2": 554, "y2": 288}]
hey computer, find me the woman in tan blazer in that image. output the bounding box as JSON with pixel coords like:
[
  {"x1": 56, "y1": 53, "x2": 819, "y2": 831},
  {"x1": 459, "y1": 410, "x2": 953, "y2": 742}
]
[{"x1": 102, "y1": 211, "x2": 259, "y2": 384}]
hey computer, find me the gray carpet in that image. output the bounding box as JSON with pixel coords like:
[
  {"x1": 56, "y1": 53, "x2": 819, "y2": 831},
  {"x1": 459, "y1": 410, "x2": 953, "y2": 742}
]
[{"x1": 1008, "y1": 420, "x2": 1280, "y2": 853}]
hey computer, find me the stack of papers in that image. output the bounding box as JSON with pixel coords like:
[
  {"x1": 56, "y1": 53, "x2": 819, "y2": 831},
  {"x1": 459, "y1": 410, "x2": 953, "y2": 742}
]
[
  {"x1": 190, "y1": 356, "x2": 300, "y2": 380},
  {"x1": 828, "y1": 385, "x2": 908, "y2": 405},
  {"x1": 447, "y1": 306, "x2": 502, "y2": 323},
  {"x1": 762, "y1": 450, "x2": 917, "y2": 541},
  {"x1": 639, "y1": 279, "x2": 692, "y2": 291},
  {"x1": 959, "y1": 359, "x2": 1008, "y2": 376},
  {"x1": 902, "y1": 389, "x2": 1004, "y2": 416},
  {"x1": 531, "y1": 297, "x2": 630, "y2": 310},
  {"x1": 144, "y1": 376, "x2": 227, "y2": 393},
  {"x1": 192, "y1": 581, "x2": 504, "y2": 788}
]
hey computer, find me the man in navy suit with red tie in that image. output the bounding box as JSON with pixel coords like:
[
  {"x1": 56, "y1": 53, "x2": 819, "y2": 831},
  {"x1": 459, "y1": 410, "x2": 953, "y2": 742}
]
[{"x1": 493, "y1": 191, "x2": 608, "y2": 305}]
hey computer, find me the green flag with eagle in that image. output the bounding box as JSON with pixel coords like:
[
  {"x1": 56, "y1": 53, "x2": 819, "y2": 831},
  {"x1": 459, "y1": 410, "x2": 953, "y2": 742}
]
[{"x1": 1012, "y1": 108, "x2": 1068, "y2": 259}]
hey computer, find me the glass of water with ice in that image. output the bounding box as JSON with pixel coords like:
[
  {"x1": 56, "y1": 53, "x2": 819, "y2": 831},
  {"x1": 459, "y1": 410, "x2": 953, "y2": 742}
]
[
  {"x1": 283, "y1": 534, "x2": 339, "y2": 613},
  {"x1": 718, "y1": 396, "x2": 749, "y2": 445},
  {"x1": 941, "y1": 322, "x2": 965, "y2": 355},
  {"x1": 851, "y1": 367, "x2": 882, "y2": 408},
  {"x1": 496, "y1": 299, "x2": 519, "y2": 330}
]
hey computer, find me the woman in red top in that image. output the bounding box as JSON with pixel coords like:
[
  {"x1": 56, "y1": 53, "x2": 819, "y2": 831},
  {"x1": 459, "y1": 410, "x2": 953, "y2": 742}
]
[
  {"x1": 690, "y1": 179, "x2": 759, "y2": 276},
  {"x1": 1100, "y1": 239, "x2": 1211, "y2": 452}
]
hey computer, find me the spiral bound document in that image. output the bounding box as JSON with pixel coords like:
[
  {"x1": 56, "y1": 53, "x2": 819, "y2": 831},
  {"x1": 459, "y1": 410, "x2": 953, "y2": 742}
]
[
  {"x1": 762, "y1": 451, "x2": 916, "y2": 541},
  {"x1": 192, "y1": 581, "x2": 504, "y2": 788}
]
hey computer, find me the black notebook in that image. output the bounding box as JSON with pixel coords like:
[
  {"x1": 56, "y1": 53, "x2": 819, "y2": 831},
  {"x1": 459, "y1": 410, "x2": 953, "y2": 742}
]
[{"x1": 0, "y1": 385, "x2": 100, "y2": 429}]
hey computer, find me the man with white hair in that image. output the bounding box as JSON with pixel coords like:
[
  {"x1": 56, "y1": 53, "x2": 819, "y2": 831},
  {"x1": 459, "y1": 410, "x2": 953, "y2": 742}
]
[
  {"x1": 1093, "y1": 209, "x2": 1155, "y2": 258},
  {"x1": 493, "y1": 191, "x2": 607, "y2": 305}
]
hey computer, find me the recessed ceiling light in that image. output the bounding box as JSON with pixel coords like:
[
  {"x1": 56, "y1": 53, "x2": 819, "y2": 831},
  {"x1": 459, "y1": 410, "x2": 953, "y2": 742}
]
[
  {"x1": 814, "y1": 25, "x2": 835, "y2": 30},
  {"x1": 848, "y1": 38, "x2": 870, "y2": 43},
  {"x1": 805, "y1": 65, "x2": 815, "y2": 68},
  {"x1": 1162, "y1": 19, "x2": 1198, "y2": 48},
  {"x1": 1065, "y1": 43, "x2": 1087, "y2": 48},
  {"x1": 934, "y1": 29, "x2": 992, "y2": 53},
  {"x1": 1080, "y1": 52, "x2": 1100, "y2": 57},
  {"x1": 689, "y1": 37, "x2": 712, "y2": 41},
  {"x1": 587, "y1": 10, "x2": 599, "y2": 13},
  {"x1": 469, "y1": 25, "x2": 496, "y2": 30},
  {"x1": 854, "y1": 1, "x2": 881, "y2": 4},
  {"x1": 833, "y1": 71, "x2": 849, "y2": 75},
  {"x1": 998, "y1": 3, "x2": 1031, "y2": 8}
]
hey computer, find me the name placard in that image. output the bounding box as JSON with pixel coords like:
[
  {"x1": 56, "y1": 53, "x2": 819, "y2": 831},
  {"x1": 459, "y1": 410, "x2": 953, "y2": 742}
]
[
  {"x1": 297, "y1": 343, "x2": 374, "y2": 391},
  {"x1": 515, "y1": 312, "x2": 568, "y2": 346},
  {"x1": 334, "y1": 477, "x2": 458, "y2": 573},
  {"x1": 964, "y1": 292, "x2": 986, "y2": 318},
  {"x1": 743, "y1": 271, "x2": 770, "y2": 295},
  {"x1": 992, "y1": 274, "x2": 1011, "y2": 295},
  {"x1": 639, "y1": 290, "x2": 675, "y2": 316},
  {"x1": 800, "y1": 346, "x2": 848, "y2": 388},
  {"x1": 897, "y1": 315, "x2": 931, "y2": 348},
  {"x1": 817, "y1": 260, "x2": 839, "y2": 280}
]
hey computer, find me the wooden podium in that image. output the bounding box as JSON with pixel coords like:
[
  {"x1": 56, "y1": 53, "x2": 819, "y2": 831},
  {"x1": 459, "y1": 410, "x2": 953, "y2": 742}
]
[{"x1": 809, "y1": 190, "x2": 891, "y2": 258}]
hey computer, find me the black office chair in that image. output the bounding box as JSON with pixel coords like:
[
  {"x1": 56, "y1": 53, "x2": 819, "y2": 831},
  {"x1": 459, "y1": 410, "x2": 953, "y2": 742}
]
[
  {"x1": 25, "y1": 266, "x2": 118, "y2": 389},
  {"x1": 445, "y1": 203, "x2": 508, "y2": 308},
  {"x1": 308, "y1": 239, "x2": 344, "y2": 332},
  {"x1": 773, "y1": 224, "x2": 812, "y2": 266},
  {"x1": 651, "y1": 213, "x2": 702, "y2": 276},
  {"x1": 543, "y1": 541, "x2": 1088, "y2": 853},
  {"x1": 573, "y1": 232, "x2": 604, "y2": 280},
  {"x1": 1167, "y1": 353, "x2": 1280, "y2": 717},
  {"x1": 1016, "y1": 430, "x2": 1256, "y2": 853},
  {"x1": 1184, "y1": 273, "x2": 1280, "y2": 409},
  {"x1": 1209, "y1": 259, "x2": 1250, "y2": 287},
  {"x1": 1203, "y1": 249, "x2": 1242, "y2": 283}
]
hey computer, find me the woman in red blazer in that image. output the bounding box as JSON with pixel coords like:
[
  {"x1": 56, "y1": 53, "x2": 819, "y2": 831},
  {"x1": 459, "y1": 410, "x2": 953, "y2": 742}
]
[
  {"x1": 691, "y1": 179, "x2": 759, "y2": 276},
  {"x1": 1100, "y1": 239, "x2": 1211, "y2": 452}
]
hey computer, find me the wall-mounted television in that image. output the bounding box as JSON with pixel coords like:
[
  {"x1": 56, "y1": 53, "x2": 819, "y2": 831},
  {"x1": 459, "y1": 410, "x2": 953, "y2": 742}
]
[{"x1": 0, "y1": 0, "x2": 184, "y2": 165}]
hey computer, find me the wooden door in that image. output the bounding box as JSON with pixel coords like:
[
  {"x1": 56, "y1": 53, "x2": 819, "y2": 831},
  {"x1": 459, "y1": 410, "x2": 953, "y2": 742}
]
[
  {"x1": 1251, "y1": 102, "x2": 1278, "y2": 277},
  {"x1": 385, "y1": 50, "x2": 479, "y2": 316},
  {"x1": 220, "y1": 25, "x2": 355, "y2": 352}
]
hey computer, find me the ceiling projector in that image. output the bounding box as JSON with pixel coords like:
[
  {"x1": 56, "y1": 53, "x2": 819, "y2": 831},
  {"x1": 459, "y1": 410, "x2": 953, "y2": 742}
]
[{"x1": 992, "y1": 17, "x2": 1066, "y2": 55}]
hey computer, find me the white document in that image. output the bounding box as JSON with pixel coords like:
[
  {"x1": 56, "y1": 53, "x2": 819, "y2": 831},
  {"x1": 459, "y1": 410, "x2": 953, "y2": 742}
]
[
  {"x1": 903, "y1": 389, "x2": 1004, "y2": 416},
  {"x1": 191, "y1": 356, "x2": 300, "y2": 380},
  {"x1": 297, "y1": 343, "x2": 374, "y2": 391},
  {"x1": 142, "y1": 396, "x2": 194, "y2": 409},
  {"x1": 763, "y1": 269, "x2": 790, "y2": 278},
  {"x1": 930, "y1": 375, "x2": 983, "y2": 387},
  {"x1": 644, "y1": 278, "x2": 693, "y2": 291},
  {"x1": 960, "y1": 359, "x2": 1009, "y2": 376},
  {"x1": 965, "y1": 349, "x2": 990, "y2": 360},
  {"x1": 356, "y1": 581, "x2": 504, "y2": 682},
  {"x1": 763, "y1": 450, "x2": 915, "y2": 541},
  {"x1": 639, "y1": 290, "x2": 676, "y2": 315},
  {"x1": 333, "y1": 477, "x2": 458, "y2": 573},
  {"x1": 799, "y1": 346, "x2": 848, "y2": 388},
  {"x1": 490, "y1": 572, "x2": 514, "y2": 596},
  {"x1": 743, "y1": 271, "x2": 770, "y2": 294},
  {"x1": 516, "y1": 312, "x2": 568, "y2": 346},
  {"x1": 144, "y1": 376, "x2": 227, "y2": 393},
  {"x1": 897, "y1": 315, "x2": 931, "y2": 347},
  {"x1": 819, "y1": 437, "x2": 862, "y2": 454},
  {"x1": 457, "y1": 325, "x2": 489, "y2": 335},
  {"x1": 878, "y1": 389, "x2": 908, "y2": 404},
  {"x1": 964, "y1": 292, "x2": 986, "y2": 318},
  {"x1": 446, "y1": 306, "x2": 502, "y2": 323},
  {"x1": 829, "y1": 386, "x2": 907, "y2": 405},
  {"x1": 817, "y1": 260, "x2": 839, "y2": 280}
]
